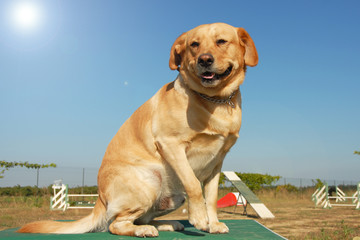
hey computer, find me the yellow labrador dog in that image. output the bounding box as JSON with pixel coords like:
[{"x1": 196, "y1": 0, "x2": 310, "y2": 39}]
[{"x1": 19, "y1": 23, "x2": 258, "y2": 237}]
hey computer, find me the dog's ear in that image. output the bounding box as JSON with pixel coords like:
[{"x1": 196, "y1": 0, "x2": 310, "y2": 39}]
[
  {"x1": 169, "y1": 33, "x2": 187, "y2": 70},
  {"x1": 237, "y1": 28, "x2": 258, "y2": 67}
]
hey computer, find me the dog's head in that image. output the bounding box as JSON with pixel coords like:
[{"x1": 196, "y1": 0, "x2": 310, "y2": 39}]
[{"x1": 169, "y1": 23, "x2": 258, "y2": 97}]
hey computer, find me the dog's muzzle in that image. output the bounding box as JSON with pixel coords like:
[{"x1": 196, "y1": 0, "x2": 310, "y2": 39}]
[
  {"x1": 197, "y1": 54, "x2": 233, "y2": 84},
  {"x1": 201, "y1": 66, "x2": 233, "y2": 82}
]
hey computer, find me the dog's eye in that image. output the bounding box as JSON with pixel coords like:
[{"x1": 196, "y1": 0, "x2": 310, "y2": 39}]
[
  {"x1": 216, "y1": 39, "x2": 227, "y2": 45},
  {"x1": 190, "y1": 41, "x2": 200, "y2": 48}
]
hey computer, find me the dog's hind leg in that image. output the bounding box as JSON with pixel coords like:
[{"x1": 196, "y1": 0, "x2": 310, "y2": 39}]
[
  {"x1": 109, "y1": 219, "x2": 159, "y2": 237},
  {"x1": 134, "y1": 192, "x2": 186, "y2": 232},
  {"x1": 107, "y1": 196, "x2": 160, "y2": 237},
  {"x1": 103, "y1": 165, "x2": 164, "y2": 237}
]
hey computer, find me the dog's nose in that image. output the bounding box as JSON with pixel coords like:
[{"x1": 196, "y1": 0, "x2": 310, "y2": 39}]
[{"x1": 198, "y1": 54, "x2": 214, "y2": 68}]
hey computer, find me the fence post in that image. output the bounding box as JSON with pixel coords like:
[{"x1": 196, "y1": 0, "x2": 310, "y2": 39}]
[
  {"x1": 36, "y1": 168, "x2": 39, "y2": 188},
  {"x1": 82, "y1": 168, "x2": 85, "y2": 195},
  {"x1": 65, "y1": 184, "x2": 69, "y2": 211},
  {"x1": 356, "y1": 183, "x2": 360, "y2": 210}
]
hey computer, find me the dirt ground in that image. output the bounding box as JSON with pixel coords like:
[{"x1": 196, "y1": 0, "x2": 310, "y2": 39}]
[{"x1": 1, "y1": 191, "x2": 359, "y2": 239}]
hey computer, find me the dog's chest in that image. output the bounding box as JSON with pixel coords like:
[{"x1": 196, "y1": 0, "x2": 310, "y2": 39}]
[
  {"x1": 186, "y1": 132, "x2": 237, "y2": 181},
  {"x1": 184, "y1": 105, "x2": 241, "y2": 181}
]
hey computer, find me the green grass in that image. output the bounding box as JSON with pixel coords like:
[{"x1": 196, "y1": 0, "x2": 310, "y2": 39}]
[{"x1": 0, "y1": 215, "x2": 14, "y2": 227}]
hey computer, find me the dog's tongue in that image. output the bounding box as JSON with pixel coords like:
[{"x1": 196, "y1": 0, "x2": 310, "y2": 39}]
[{"x1": 201, "y1": 72, "x2": 215, "y2": 79}]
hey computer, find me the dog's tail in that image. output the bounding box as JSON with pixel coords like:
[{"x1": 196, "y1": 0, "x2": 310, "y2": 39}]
[{"x1": 17, "y1": 198, "x2": 107, "y2": 234}]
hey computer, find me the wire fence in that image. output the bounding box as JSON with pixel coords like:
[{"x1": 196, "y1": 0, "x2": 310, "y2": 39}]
[
  {"x1": 0, "y1": 166, "x2": 359, "y2": 189},
  {"x1": 273, "y1": 177, "x2": 359, "y2": 188},
  {"x1": 0, "y1": 166, "x2": 98, "y2": 188}
]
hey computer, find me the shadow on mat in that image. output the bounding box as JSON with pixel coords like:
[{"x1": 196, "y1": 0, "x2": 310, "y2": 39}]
[
  {"x1": 177, "y1": 220, "x2": 206, "y2": 236},
  {"x1": 218, "y1": 210, "x2": 258, "y2": 219}
]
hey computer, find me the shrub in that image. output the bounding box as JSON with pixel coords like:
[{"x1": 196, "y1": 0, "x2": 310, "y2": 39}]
[
  {"x1": 312, "y1": 179, "x2": 324, "y2": 189},
  {"x1": 276, "y1": 184, "x2": 299, "y2": 193},
  {"x1": 219, "y1": 172, "x2": 281, "y2": 191},
  {"x1": 68, "y1": 186, "x2": 98, "y2": 194},
  {"x1": 236, "y1": 173, "x2": 280, "y2": 191},
  {"x1": 0, "y1": 185, "x2": 50, "y2": 196}
]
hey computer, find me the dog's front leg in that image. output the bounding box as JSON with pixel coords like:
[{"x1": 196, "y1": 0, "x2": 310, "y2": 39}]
[
  {"x1": 155, "y1": 139, "x2": 209, "y2": 232},
  {"x1": 204, "y1": 169, "x2": 229, "y2": 234}
]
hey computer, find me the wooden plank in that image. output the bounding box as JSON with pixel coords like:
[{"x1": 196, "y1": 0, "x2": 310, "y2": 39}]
[
  {"x1": 223, "y1": 171, "x2": 240, "y2": 181},
  {"x1": 230, "y1": 180, "x2": 262, "y2": 203},
  {"x1": 251, "y1": 203, "x2": 275, "y2": 219}
]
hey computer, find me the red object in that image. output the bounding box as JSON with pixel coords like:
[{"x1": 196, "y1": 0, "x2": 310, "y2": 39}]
[{"x1": 217, "y1": 192, "x2": 237, "y2": 208}]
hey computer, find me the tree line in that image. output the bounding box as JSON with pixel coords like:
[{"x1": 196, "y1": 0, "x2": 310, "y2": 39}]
[{"x1": 0, "y1": 160, "x2": 56, "y2": 179}]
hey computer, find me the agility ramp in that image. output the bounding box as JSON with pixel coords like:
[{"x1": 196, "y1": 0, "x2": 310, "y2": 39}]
[
  {"x1": 223, "y1": 171, "x2": 275, "y2": 219},
  {"x1": 0, "y1": 220, "x2": 285, "y2": 240}
]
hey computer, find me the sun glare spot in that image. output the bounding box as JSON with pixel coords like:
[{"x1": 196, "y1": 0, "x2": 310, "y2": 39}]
[{"x1": 11, "y1": 2, "x2": 42, "y2": 32}]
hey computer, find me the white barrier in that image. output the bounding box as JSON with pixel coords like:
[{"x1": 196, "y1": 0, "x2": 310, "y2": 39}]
[
  {"x1": 50, "y1": 183, "x2": 68, "y2": 211},
  {"x1": 335, "y1": 187, "x2": 346, "y2": 202},
  {"x1": 312, "y1": 182, "x2": 360, "y2": 210},
  {"x1": 50, "y1": 181, "x2": 98, "y2": 211},
  {"x1": 312, "y1": 185, "x2": 326, "y2": 206},
  {"x1": 353, "y1": 190, "x2": 359, "y2": 204}
]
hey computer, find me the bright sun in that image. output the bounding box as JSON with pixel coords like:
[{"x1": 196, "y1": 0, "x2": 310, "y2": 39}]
[{"x1": 11, "y1": 2, "x2": 42, "y2": 31}]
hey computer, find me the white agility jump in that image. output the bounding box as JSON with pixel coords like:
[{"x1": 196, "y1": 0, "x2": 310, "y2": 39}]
[
  {"x1": 312, "y1": 182, "x2": 360, "y2": 209},
  {"x1": 50, "y1": 180, "x2": 98, "y2": 211}
]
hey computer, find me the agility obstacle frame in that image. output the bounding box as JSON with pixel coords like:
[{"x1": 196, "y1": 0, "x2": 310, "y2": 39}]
[
  {"x1": 222, "y1": 171, "x2": 275, "y2": 219},
  {"x1": 50, "y1": 182, "x2": 98, "y2": 211},
  {"x1": 312, "y1": 182, "x2": 360, "y2": 209}
]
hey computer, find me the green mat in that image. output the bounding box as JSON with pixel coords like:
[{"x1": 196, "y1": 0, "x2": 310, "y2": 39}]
[{"x1": 0, "y1": 220, "x2": 285, "y2": 240}]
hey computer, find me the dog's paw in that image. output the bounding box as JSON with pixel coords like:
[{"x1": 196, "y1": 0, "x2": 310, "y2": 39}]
[
  {"x1": 188, "y1": 197, "x2": 209, "y2": 232},
  {"x1": 188, "y1": 212, "x2": 209, "y2": 232},
  {"x1": 209, "y1": 222, "x2": 229, "y2": 234},
  {"x1": 134, "y1": 225, "x2": 159, "y2": 238},
  {"x1": 189, "y1": 218, "x2": 209, "y2": 232},
  {"x1": 153, "y1": 220, "x2": 184, "y2": 232}
]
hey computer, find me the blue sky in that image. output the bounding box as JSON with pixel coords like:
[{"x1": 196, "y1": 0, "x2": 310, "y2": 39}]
[{"x1": 1, "y1": 0, "x2": 360, "y2": 186}]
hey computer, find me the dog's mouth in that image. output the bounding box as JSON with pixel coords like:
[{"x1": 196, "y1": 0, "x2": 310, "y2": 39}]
[{"x1": 200, "y1": 66, "x2": 233, "y2": 84}]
